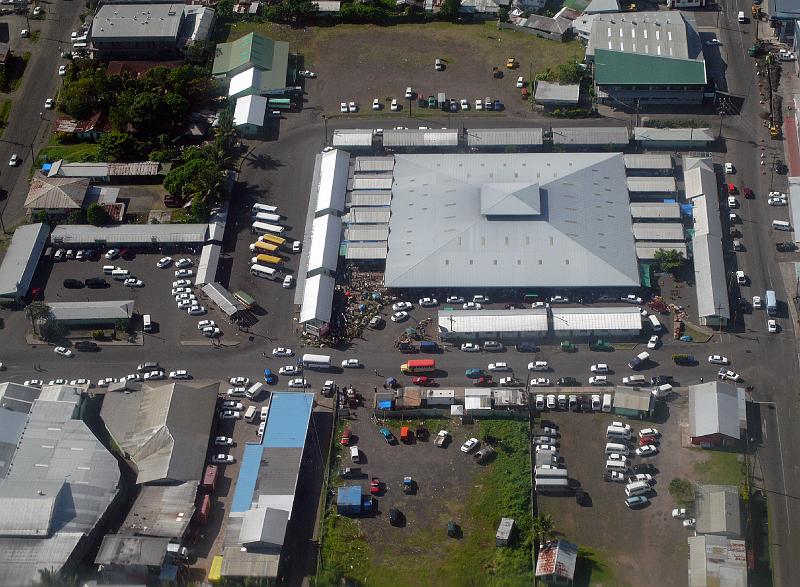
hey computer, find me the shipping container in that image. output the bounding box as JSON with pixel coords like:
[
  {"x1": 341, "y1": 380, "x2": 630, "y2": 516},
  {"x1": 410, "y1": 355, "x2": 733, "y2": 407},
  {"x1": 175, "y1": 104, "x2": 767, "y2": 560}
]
[
  {"x1": 202, "y1": 464, "x2": 218, "y2": 493},
  {"x1": 250, "y1": 241, "x2": 279, "y2": 253}
]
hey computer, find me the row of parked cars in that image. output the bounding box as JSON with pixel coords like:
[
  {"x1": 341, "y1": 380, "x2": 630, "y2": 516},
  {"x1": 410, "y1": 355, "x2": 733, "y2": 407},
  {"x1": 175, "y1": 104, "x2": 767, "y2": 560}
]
[
  {"x1": 25, "y1": 361, "x2": 190, "y2": 389},
  {"x1": 597, "y1": 422, "x2": 661, "y2": 509}
]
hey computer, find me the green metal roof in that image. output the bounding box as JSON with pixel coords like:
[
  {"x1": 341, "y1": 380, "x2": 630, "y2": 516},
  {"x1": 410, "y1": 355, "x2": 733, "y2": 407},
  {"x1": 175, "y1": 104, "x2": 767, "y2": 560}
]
[
  {"x1": 212, "y1": 32, "x2": 289, "y2": 88},
  {"x1": 594, "y1": 49, "x2": 706, "y2": 86}
]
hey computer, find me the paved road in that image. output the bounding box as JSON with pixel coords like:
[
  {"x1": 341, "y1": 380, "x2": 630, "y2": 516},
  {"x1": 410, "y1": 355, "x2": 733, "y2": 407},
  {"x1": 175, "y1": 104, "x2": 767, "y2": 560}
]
[{"x1": 0, "y1": 3, "x2": 85, "y2": 228}]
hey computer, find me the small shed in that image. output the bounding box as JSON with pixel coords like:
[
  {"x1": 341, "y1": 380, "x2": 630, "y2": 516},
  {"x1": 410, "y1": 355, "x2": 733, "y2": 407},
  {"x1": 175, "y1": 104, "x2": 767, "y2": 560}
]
[
  {"x1": 337, "y1": 486, "x2": 363, "y2": 516},
  {"x1": 612, "y1": 387, "x2": 653, "y2": 419},
  {"x1": 534, "y1": 82, "x2": 580, "y2": 107},
  {"x1": 496, "y1": 517, "x2": 515, "y2": 546}
]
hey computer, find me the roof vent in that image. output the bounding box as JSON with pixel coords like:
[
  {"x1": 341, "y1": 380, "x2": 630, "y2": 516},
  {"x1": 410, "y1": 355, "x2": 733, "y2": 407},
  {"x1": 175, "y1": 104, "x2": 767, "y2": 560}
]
[{"x1": 37, "y1": 489, "x2": 45, "y2": 496}]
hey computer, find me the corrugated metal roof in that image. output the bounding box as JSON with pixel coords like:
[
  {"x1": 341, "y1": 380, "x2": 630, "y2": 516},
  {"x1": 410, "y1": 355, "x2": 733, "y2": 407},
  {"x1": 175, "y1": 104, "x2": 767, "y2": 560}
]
[
  {"x1": 202, "y1": 282, "x2": 245, "y2": 316},
  {"x1": 636, "y1": 242, "x2": 688, "y2": 260},
  {"x1": 551, "y1": 307, "x2": 642, "y2": 331},
  {"x1": 691, "y1": 195, "x2": 722, "y2": 238},
  {"x1": 587, "y1": 11, "x2": 694, "y2": 59},
  {"x1": 551, "y1": 126, "x2": 629, "y2": 145},
  {"x1": 383, "y1": 128, "x2": 459, "y2": 147},
  {"x1": 314, "y1": 149, "x2": 350, "y2": 214},
  {"x1": 349, "y1": 192, "x2": 392, "y2": 207},
  {"x1": 345, "y1": 243, "x2": 388, "y2": 259},
  {"x1": 689, "y1": 382, "x2": 743, "y2": 438},
  {"x1": 692, "y1": 233, "x2": 729, "y2": 319},
  {"x1": 634, "y1": 127, "x2": 714, "y2": 143},
  {"x1": 696, "y1": 485, "x2": 741, "y2": 536},
  {"x1": 118, "y1": 481, "x2": 198, "y2": 538},
  {"x1": 51, "y1": 224, "x2": 208, "y2": 244},
  {"x1": 332, "y1": 129, "x2": 374, "y2": 147},
  {"x1": 687, "y1": 535, "x2": 747, "y2": 587},
  {"x1": 344, "y1": 226, "x2": 389, "y2": 241},
  {"x1": 630, "y1": 202, "x2": 681, "y2": 220},
  {"x1": 595, "y1": 50, "x2": 707, "y2": 85},
  {"x1": 95, "y1": 535, "x2": 169, "y2": 566},
  {"x1": 437, "y1": 309, "x2": 549, "y2": 334},
  {"x1": 466, "y1": 127, "x2": 544, "y2": 147},
  {"x1": 307, "y1": 214, "x2": 342, "y2": 274},
  {"x1": 24, "y1": 176, "x2": 88, "y2": 210},
  {"x1": 534, "y1": 82, "x2": 580, "y2": 104},
  {"x1": 612, "y1": 386, "x2": 652, "y2": 411},
  {"x1": 300, "y1": 274, "x2": 335, "y2": 324},
  {"x1": 0, "y1": 223, "x2": 48, "y2": 299},
  {"x1": 228, "y1": 67, "x2": 263, "y2": 97},
  {"x1": 342, "y1": 207, "x2": 391, "y2": 224},
  {"x1": 632, "y1": 222, "x2": 684, "y2": 241},
  {"x1": 624, "y1": 154, "x2": 673, "y2": 170},
  {"x1": 195, "y1": 243, "x2": 221, "y2": 285},
  {"x1": 234, "y1": 95, "x2": 267, "y2": 127},
  {"x1": 353, "y1": 156, "x2": 394, "y2": 172},
  {"x1": 384, "y1": 153, "x2": 640, "y2": 289},
  {"x1": 350, "y1": 176, "x2": 393, "y2": 190},
  {"x1": 92, "y1": 3, "x2": 182, "y2": 40},
  {"x1": 626, "y1": 176, "x2": 677, "y2": 193},
  {"x1": 47, "y1": 300, "x2": 134, "y2": 321},
  {"x1": 683, "y1": 156, "x2": 717, "y2": 199}
]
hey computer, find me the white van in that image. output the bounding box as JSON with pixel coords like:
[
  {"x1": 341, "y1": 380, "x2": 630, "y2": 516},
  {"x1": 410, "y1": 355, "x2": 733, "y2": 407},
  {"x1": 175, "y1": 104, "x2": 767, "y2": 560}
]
[
  {"x1": 605, "y1": 442, "x2": 629, "y2": 456},
  {"x1": 245, "y1": 382, "x2": 263, "y2": 400},
  {"x1": 607, "y1": 425, "x2": 631, "y2": 440},
  {"x1": 103, "y1": 265, "x2": 116, "y2": 274},
  {"x1": 602, "y1": 393, "x2": 613, "y2": 412},
  {"x1": 260, "y1": 405, "x2": 269, "y2": 422},
  {"x1": 143, "y1": 314, "x2": 152, "y2": 333},
  {"x1": 244, "y1": 405, "x2": 257, "y2": 422},
  {"x1": 606, "y1": 459, "x2": 628, "y2": 472},
  {"x1": 350, "y1": 446, "x2": 360, "y2": 463},
  {"x1": 622, "y1": 375, "x2": 646, "y2": 386},
  {"x1": 772, "y1": 220, "x2": 791, "y2": 231},
  {"x1": 648, "y1": 315, "x2": 662, "y2": 332},
  {"x1": 625, "y1": 481, "x2": 651, "y2": 497},
  {"x1": 652, "y1": 383, "x2": 673, "y2": 398},
  {"x1": 111, "y1": 268, "x2": 130, "y2": 280},
  {"x1": 737, "y1": 10, "x2": 745, "y2": 23}
]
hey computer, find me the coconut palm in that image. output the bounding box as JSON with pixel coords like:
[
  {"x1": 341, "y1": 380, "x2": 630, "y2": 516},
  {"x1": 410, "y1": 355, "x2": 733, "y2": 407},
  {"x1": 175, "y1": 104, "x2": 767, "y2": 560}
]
[{"x1": 26, "y1": 301, "x2": 51, "y2": 336}]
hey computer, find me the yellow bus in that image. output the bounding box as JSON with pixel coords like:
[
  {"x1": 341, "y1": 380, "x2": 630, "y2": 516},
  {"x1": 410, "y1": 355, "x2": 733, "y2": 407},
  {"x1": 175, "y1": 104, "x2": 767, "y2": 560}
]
[
  {"x1": 260, "y1": 233, "x2": 286, "y2": 247},
  {"x1": 252, "y1": 254, "x2": 282, "y2": 265},
  {"x1": 250, "y1": 241, "x2": 279, "y2": 253}
]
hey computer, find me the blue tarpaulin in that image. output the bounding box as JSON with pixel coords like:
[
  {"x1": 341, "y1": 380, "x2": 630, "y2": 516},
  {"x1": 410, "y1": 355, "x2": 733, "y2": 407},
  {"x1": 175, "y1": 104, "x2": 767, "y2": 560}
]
[
  {"x1": 337, "y1": 485, "x2": 363, "y2": 515},
  {"x1": 378, "y1": 400, "x2": 393, "y2": 410},
  {"x1": 680, "y1": 203, "x2": 694, "y2": 216}
]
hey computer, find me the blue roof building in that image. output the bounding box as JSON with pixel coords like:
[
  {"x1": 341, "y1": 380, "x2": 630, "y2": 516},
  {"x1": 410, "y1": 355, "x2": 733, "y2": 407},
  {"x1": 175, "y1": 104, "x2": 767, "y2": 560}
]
[{"x1": 337, "y1": 486, "x2": 364, "y2": 515}]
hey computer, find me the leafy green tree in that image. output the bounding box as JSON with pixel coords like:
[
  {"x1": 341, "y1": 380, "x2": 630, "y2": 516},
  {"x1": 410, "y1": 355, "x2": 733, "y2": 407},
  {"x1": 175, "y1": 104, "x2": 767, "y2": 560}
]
[
  {"x1": 67, "y1": 209, "x2": 85, "y2": 224},
  {"x1": 40, "y1": 319, "x2": 66, "y2": 342},
  {"x1": 532, "y1": 513, "x2": 556, "y2": 545},
  {"x1": 654, "y1": 248, "x2": 686, "y2": 275},
  {"x1": 438, "y1": 0, "x2": 460, "y2": 20},
  {"x1": 33, "y1": 211, "x2": 49, "y2": 224},
  {"x1": 128, "y1": 92, "x2": 166, "y2": 131},
  {"x1": 557, "y1": 61, "x2": 584, "y2": 84},
  {"x1": 61, "y1": 78, "x2": 95, "y2": 119},
  {"x1": 98, "y1": 132, "x2": 139, "y2": 162},
  {"x1": 86, "y1": 203, "x2": 111, "y2": 226},
  {"x1": 668, "y1": 478, "x2": 695, "y2": 505},
  {"x1": 163, "y1": 159, "x2": 206, "y2": 198},
  {"x1": 26, "y1": 301, "x2": 51, "y2": 336}
]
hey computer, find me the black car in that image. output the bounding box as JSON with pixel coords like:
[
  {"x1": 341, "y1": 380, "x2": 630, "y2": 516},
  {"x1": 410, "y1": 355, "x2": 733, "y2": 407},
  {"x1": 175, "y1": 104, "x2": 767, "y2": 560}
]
[
  {"x1": 388, "y1": 508, "x2": 404, "y2": 526},
  {"x1": 650, "y1": 375, "x2": 674, "y2": 386},
  {"x1": 777, "y1": 241, "x2": 797, "y2": 252},
  {"x1": 575, "y1": 488, "x2": 590, "y2": 506},
  {"x1": 85, "y1": 278, "x2": 108, "y2": 288},
  {"x1": 556, "y1": 377, "x2": 578, "y2": 387},
  {"x1": 515, "y1": 342, "x2": 539, "y2": 352},
  {"x1": 63, "y1": 278, "x2": 84, "y2": 289},
  {"x1": 633, "y1": 463, "x2": 657, "y2": 474},
  {"x1": 75, "y1": 341, "x2": 98, "y2": 352}
]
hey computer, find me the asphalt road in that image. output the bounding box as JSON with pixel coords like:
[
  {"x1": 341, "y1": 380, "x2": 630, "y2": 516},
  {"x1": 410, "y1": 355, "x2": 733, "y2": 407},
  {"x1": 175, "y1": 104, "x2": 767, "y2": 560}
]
[{"x1": 0, "y1": 3, "x2": 85, "y2": 228}]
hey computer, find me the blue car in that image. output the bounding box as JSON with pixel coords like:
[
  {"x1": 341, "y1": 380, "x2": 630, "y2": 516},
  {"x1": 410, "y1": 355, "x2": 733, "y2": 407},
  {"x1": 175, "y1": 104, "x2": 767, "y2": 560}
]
[
  {"x1": 379, "y1": 427, "x2": 397, "y2": 444},
  {"x1": 263, "y1": 368, "x2": 276, "y2": 384},
  {"x1": 465, "y1": 368, "x2": 483, "y2": 379}
]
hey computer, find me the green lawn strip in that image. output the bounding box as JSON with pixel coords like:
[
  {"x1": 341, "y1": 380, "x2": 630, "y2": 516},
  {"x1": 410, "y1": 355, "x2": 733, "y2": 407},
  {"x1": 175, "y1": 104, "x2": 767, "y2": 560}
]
[
  {"x1": 692, "y1": 450, "x2": 745, "y2": 486},
  {"x1": 571, "y1": 547, "x2": 616, "y2": 587},
  {"x1": 35, "y1": 142, "x2": 101, "y2": 167},
  {"x1": 0, "y1": 99, "x2": 11, "y2": 136}
]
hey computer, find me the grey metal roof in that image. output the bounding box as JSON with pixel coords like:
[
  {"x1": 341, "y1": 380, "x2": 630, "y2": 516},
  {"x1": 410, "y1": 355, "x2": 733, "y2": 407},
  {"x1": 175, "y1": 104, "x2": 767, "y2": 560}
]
[
  {"x1": 684, "y1": 156, "x2": 717, "y2": 199},
  {"x1": 344, "y1": 226, "x2": 389, "y2": 241},
  {"x1": 587, "y1": 11, "x2": 697, "y2": 59},
  {"x1": 0, "y1": 479, "x2": 61, "y2": 537},
  {"x1": 551, "y1": 126, "x2": 629, "y2": 145},
  {"x1": 353, "y1": 157, "x2": 394, "y2": 172},
  {"x1": 630, "y1": 202, "x2": 681, "y2": 220},
  {"x1": 584, "y1": 0, "x2": 620, "y2": 13},
  {"x1": 632, "y1": 222, "x2": 684, "y2": 241},
  {"x1": 95, "y1": 535, "x2": 169, "y2": 566},
  {"x1": 349, "y1": 176, "x2": 393, "y2": 191},
  {"x1": 384, "y1": 153, "x2": 640, "y2": 289},
  {"x1": 314, "y1": 150, "x2": 350, "y2": 215},
  {"x1": 634, "y1": 127, "x2": 714, "y2": 143},
  {"x1": 626, "y1": 176, "x2": 677, "y2": 193},
  {"x1": 687, "y1": 535, "x2": 747, "y2": 587},
  {"x1": 691, "y1": 194, "x2": 722, "y2": 238},
  {"x1": 612, "y1": 386, "x2": 653, "y2": 412},
  {"x1": 221, "y1": 546, "x2": 280, "y2": 579},
  {"x1": 696, "y1": 485, "x2": 741, "y2": 536},
  {"x1": 47, "y1": 300, "x2": 134, "y2": 321},
  {"x1": 383, "y1": 128, "x2": 459, "y2": 148},
  {"x1": 91, "y1": 3, "x2": 183, "y2": 42},
  {"x1": 239, "y1": 507, "x2": 289, "y2": 547},
  {"x1": 307, "y1": 215, "x2": 342, "y2": 274},
  {"x1": 0, "y1": 223, "x2": 48, "y2": 299},
  {"x1": 344, "y1": 243, "x2": 388, "y2": 260},
  {"x1": 101, "y1": 382, "x2": 218, "y2": 484},
  {"x1": 551, "y1": 306, "x2": 642, "y2": 331},
  {"x1": 466, "y1": 127, "x2": 544, "y2": 147},
  {"x1": 437, "y1": 309, "x2": 548, "y2": 334},
  {"x1": 300, "y1": 274, "x2": 335, "y2": 324},
  {"x1": 118, "y1": 481, "x2": 198, "y2": 539},
  {"x1": 689, "y1": 382, "x2": 745, "y2": 439},
  {"x1": 348, "y1": 192, "x2": 392, "y2": 207},
  {"x1": 534, "y1": 82, "x2": 580, "y2": 104},
  {"x1": 342, "y1": 207, "x2": 391, "y2": 224},
  {"x1": 636, "y1": 242, "x2": 688, "y2": 260},
  {"x1": 51, "y1": 224, "x2": 208, "y2": 245},
  {"x1": 624, "y1": 154, "x2": 673, "y2": 170},
  {"x1": 332, "y1": 129, "x2": 374, "y2": 147},
  {"x1": 692, "y1": 233, "x2": 729, "y2": 320},
  {"x1": 195, "y1": 244, "x2": 221, "y2": 286},
  {"x1": 202, "y1": 282, "x2": 244, "y2": 317}
]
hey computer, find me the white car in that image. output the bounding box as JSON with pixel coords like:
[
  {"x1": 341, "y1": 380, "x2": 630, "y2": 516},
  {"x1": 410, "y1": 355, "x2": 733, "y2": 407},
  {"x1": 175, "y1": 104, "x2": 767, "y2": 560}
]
[
  {"x1": 124, "y1": 278, "x2": 144, "y2": 288},
  {"x1": 622, "y1": 294, "x2": 643, "y2": 304},
  {"x1": 69, "y1": 379, "x2": 91, "y2": 387},
  {"x1": 462, "y1": 302, "x2": 482, "y2": 310},
  {"x1": 550, "y1": 295, "x2": 569, "y2": 304},
  {"x1": 472, "y1": 295, "x2": 490, "y2": 303},
  {"x1": 768, "y1": 319, "x2": 778, "y2": 333},
  {"x1": 272, "y1": 347, "x2": 293, "y2": 357},
  {"x1": 487, "y1": 362, "x2": 509, "y2": 372},
  {"x1": 105, "y1": 248, "x2": 120, "y2": 260},
  {"x1": 175, "y1": 258, "x2": 193, "y2": 269},
  {"x1": 279, "y1": 365, "x2": 301, "y2": 375},
  {"x1": 229, "y1": 376, "x2": 250, "y2": 386},
  {"x1": 8, "y1": 153, "x2": 19, "y2": 166},
  {"x1": 292, "y1": 240, "x2": 302, "y2": 253},
  {"x1": 608, "y1": 453, "x2": 627, "y2": 463},
  {"x1": 197, "y1": 320, "x2": 216, "y2": 330},
  {"x1": 647, "y1": 336, "x2": 659, "y2": 349},
  {"x1": 218, "y1": 410, "x2": 240, "y2": 420},
  {"x1": 705, "y1": 38, "x2": 722, "y2": 46},
  {"x1": 222, "y1": 400, "x2": 244, "y2": 410},
  {"x1": 535, "y1": 394, "x2": 545, "y2": 409},
  {"x1": 282, "y1": 275, "x2": 294, "y2": 289},
  {"x1": 461, "y1": 343, "x2": 481, "y2": 352},
  {"x1": 157, "y1": 257, "x2": 173, "y2": 268},
  {"x1": 516, "y1": 76, "x2": 524, "y2": 88},
  {"x1": 175, "y1": 292, "x2": 195, "y2": 301},
  {"x1": 546, "y1": 395, "x2": 556, "y2": 409},
  {"x1": 590, "y1": 364, "x2": 609, "y2": 374},
  {"x1": 475, "y1": 99, "x2": 483, "y2": 111},
  {"x1": 390, "y1": 98, "x2": 399, "y2": 112},
  {"x1": 48, "y1": 379, "x2": 67, "y2": 385},
  {"x1": 718, "y1": 368, "x2": 742, "y2": 382},
  {"x1": 683, "y1": 518, "x2": 697, "y2": 529},
  {"x1": 460, "y1": 438, "x2": 479, "y2": 453},
  {"x1": 536, "y1": 444, "x2": 558, "y2": 453},
  {"x1": 44, "y1": 98, "x2": 55, "y2": 109},
  {"x1": 341, "y1": 358, "x2": 361, "y2": 368},
  {"x1": 460, "y1": 98, "x2": 469, "y2": 110},
  {"x1": 24, "y1": 379, "x2": 43, "y2": 387},
  {"x1": 226, "y1": 387, "x2": 246, "y2": 397},
  {"x1": 591, "y1": 395, "x2": 601, "y2": 410},
  {"x1": 202, "y1": 327, "x2": 221, "y2": 338},
  {"x1": 348, "y1": 101, "x2": 357, "y2": 113},
  {"x1": 215, "y1": 436, "x2": 234, "y2": 446},
  {"x1": 752, "y1": 296, "x2": 762, "y2": 309},
  {"x1": 58, "y1": 65, "x2": 67, "y2": 76},
  {"x1": 629, "y1": 473, "x2": 654, "y2": 484},
  {"x1": 727, "y1": 196, "x2": 737, "y2": 208},
  {"x1": 499, "y1": 377, "x2": 519, "y2": 386},
  {"x1": 391, "y1": 311, "x2": 409, "y2": 322},
  {"x1": 607, "y1": 471, "x2": 626, "y2": 482},
  {"x1": 187, "y1": 306, "x2": 206, "y2": 316},
  {"x1": 735, "y1": 270, "x2": 746, "y2": 285},
  {"x1": 707, "y1": 355, "x2": 729, "y2": 365},
  {"x1": 169, "y1": 370, "x2": 190, "y2": 379},
  {"x1": 54, "y1": 346, "x2": 73, "y2": 358},
  {"x1": 172, "y1": 279, "x2": 191, "y2": 287},
  {"x1": 611, "y1": 421, "x2": 632, "y2": 432},
  {"x1": 768, "y1": 196, "x2": 788, "y2": 206},
  {"x1": 636, "y1": 445, "x2": 659, "y2": 457},
  {"x1": 177, "y1": 300, "x2": 193, "y2": 310},
  {"x1": 288, "y1": 378, "x2": 309, "y2": 388},
  {"x1": 405, "y1": 87, "x2": 413, "y2": 99},
  {"x1": 418, "y1": 297, "x2": 438, "y2": 307},
  {"x1": 724, "y1": 162, "x2": 734, "y2": 174},
  {"x1": 211, "y1": 454, "x2": 235, "y2": 464},
  {"x1": 392, "y1": 301, "x2": 412, "y2": 311},
  {"x1": 144, "y1": 370, "x2": 165, "y2": 381},
  {"x1": 672, "y1": 508, "x2": 687, "y2": 519},
  {"x1": 175, "y1": 269, "x2": 193, "y2": 278},
  {"x1": 340, "y1": 102, "x2": 348, "y2": 113},
  {"x1": 530, "y1": 378, "x2": 551, "y2": 387},
  {"x1": 372, "y1": 98, "x2": 380, "y2": 111},
  {"x1": 528, "y1": 361, "x2": 549, "y2": 371},
  {"x1": 33, "y1": 6, "x2": 42, "y2": 15},
  {"x1": 446, "y1": 296, "x2": 464, "y2": 304},
  {"x1": 639, "y1": 428, "x2": 660, "y2": 438},
  {"x1": 589, "y1": 376, "x2": 608, "y2": 386},
  {"x1": 531, "y1": 301, "x2": 548, "y2": 309}
]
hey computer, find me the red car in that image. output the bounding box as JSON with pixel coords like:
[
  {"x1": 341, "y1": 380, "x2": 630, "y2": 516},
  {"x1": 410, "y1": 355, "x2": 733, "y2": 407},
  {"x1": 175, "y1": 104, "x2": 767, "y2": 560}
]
[
  {"x1": 639, "y1": 435, "x2": 657, "y2": 446},
  {"x1": 340, "y1": 427, "x2": 351, "y2": 446},
  {"x1": 743, "y1": 187, "x2": 754, "y2": 199},
  {"x1": 727, "y1": 183, "x2": 736, "y2": 195},
  {"x1": 475, "y1": 376, "x2": 494, "y2": 386},
  {"x1": 412, "y1": 376, "x2": 434, "y2": 386}
]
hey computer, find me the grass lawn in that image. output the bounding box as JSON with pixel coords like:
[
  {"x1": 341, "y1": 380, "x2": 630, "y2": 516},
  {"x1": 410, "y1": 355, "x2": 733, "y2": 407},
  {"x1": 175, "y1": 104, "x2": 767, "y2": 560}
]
[
  {"x1": 317, "y1": 420, "x2": 533, "y2": 587},
  {"x1": 572, "y1": 547, "x2": 616, "y2": 587},
  {"x1": 36, "y1": 141, "x2": 101, "y2": 166},
  {"x1": 692, "y1": 450, "x2": 745, "y2": 486},
  {"x1": 0, "y1": 100, "x2": 11, "y2": 137},
  {"x1": 9, "y1": 52, "x2": 31, "y2": 92}
]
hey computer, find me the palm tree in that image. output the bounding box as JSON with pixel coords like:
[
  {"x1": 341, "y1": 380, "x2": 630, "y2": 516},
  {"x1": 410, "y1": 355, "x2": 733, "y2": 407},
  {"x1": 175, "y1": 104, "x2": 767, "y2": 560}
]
[
  {"x1": 26, "y1": 301, "x2": 51, "y2": 336},
  {"x1": 532, "y1": 513, "x2": 556, "y2": 545},
  {"x1": 214, "y1": 106, "x2": 236, "y2": 152}
]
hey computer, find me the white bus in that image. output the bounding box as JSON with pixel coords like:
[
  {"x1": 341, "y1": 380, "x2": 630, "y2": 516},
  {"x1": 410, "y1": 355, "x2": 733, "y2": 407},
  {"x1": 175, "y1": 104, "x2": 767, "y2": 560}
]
[
  {"x1": 252, "y1": 203, "x2": 278, "y2": 213},
  {"x1": 648, "y1": 315, "x2": 662, "y2": 332},
  {"x1": 250, "y1": 264, "x2": 277, "y2": 280},
  {"x1": 252, "y1": 221, "x2": 286, "y2": 234},
  {"x1": 254, "y1": 212, "x2": 282, "y2": 223},
  {"x1": 302, "y1": 353, "x2": 331, "y2": 370}
]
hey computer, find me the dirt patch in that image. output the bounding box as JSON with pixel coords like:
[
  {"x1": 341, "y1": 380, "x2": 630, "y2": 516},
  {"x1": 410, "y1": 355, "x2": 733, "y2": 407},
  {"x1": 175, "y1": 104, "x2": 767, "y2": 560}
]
[{"x1": 226, "y1": 21, "x2": 585, "y2": 117}]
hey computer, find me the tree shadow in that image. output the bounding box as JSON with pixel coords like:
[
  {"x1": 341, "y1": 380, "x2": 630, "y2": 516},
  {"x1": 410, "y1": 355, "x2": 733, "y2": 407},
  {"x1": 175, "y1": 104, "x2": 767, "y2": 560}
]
[
  {"x1": 244, "y1": 152, "x2": 284, "y2": 171},
  {"x1": 573, "y1": 548, "x2": 610, "y2": 587}
]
